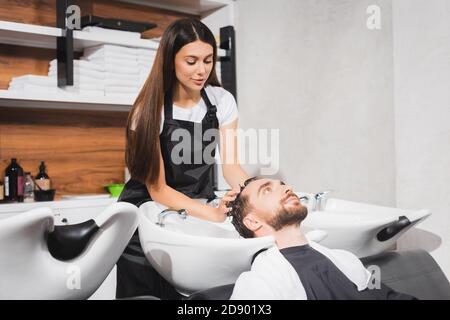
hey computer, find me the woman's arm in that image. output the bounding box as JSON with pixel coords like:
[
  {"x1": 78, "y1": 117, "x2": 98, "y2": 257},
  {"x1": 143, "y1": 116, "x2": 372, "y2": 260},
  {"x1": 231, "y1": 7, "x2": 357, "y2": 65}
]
[
  {"x1": 219, "y1": 119, "x2": 250, "y2": 189},
  {"x1": 146, "y1": 143, "x2": 227, "y2": 222}
]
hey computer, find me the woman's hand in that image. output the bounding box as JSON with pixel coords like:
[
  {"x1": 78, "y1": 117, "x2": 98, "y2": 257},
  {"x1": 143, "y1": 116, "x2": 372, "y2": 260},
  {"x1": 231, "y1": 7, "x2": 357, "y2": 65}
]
[
  {"x1": 206, "y1": 189, "x2": 240, "y2": 222},
  {"x1": 217, "y1": 188, "x2": 240, "y2": 212}
]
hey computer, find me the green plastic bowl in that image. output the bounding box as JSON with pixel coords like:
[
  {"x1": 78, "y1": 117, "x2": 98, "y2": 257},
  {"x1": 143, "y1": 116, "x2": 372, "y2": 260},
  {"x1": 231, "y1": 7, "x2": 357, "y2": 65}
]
[{"x1": 105, "y1": 183, "x2": 125, "y2": 198}]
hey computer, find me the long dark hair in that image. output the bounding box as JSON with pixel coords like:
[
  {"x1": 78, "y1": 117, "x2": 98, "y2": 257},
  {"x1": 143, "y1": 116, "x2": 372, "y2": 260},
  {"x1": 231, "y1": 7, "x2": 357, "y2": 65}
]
[{"x1": 125, "y1": 18, "x2": 221, "y2": 185}]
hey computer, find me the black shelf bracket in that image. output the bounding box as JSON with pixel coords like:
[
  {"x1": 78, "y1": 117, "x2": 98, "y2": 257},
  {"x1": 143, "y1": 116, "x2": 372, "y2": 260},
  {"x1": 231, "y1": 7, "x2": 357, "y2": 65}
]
[
  {"x1": 219, "y1": 26, "x2": 237, "y2": 102},
  {"x1": 214, "y1": 26, "x2": 237, "y2": 191},
  {"x1": 56, "y1": 0, "x2": 74, "y2": 87}
]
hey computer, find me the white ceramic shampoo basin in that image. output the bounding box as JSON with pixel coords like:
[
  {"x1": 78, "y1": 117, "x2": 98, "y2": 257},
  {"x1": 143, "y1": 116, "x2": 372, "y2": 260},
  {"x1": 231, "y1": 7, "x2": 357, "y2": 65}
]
[
  {"x1": 138, "y1": 201, "x2": 275, "y2": 296},
  {"x1": 0, "y1": 202, "x2": 139, "y2": 299},
  {"x1": 298, "y1": 195, "x2": 431, "y2": 258}
]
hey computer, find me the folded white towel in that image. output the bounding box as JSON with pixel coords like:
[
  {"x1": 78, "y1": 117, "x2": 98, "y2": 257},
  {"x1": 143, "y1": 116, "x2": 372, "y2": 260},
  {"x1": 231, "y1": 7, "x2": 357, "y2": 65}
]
[
  {"x1": 9, "y1": 78, "x2": 104, "y2": 91},
  {"x1": 104, "y1": 85, "x2": 140, "y2": 93},
  {"x1": 10, "y1": 75, "x2": 56, "y2": 87},
  {"x1": 62, "y1": 87, "x2": 104, "y2": 96},
  {"x1": 47, "y1": 74, "x2": 104, "y2": 86},
  {"x1": 137, "y1": 59, "x2": 154, "y2": 66},
  {"x1": 8, "y1": 83, "x2": 59, "y2": 93},
  {"x1": 53, "y1": 80, "x2": 105, "y2": 90},
  {"x1": 81, "y1": 26, "x2": 141, "y2": 40},
  {"x1": 105, "y1": 72, "x2": 139, "y2": 81},
  {"x1": 84, "y1": 44, "x2": 139, "y2": 57},
  {"x1": 8, "y1": 83, "x2": 104, "y2": 97},
  {"x1": 104, "y1": 78, "x2": 140, "y2": 88},
  {"x1": 138, "y1": 48, "x2": 158, "y2": 56},
  {"x1": 82, "y1": 51, "x2": 137, "y2": 62},
  {"x1": 49, "y1": 59, "x2": 105, "y2": 72},
  {"x1": 137, "y1": 52, "x2": 156, "y2": 59},
  {"x1": 104, "y1": 92, "x2": 138, "y2": 99},
  {"x1": 139, "y1": 67, "x2": 151, "y2": 73},
  {"x1": 86, "y1": 56, "x2": 139, "y2": 68},
  {"x1": 103, "y1": 64, "x2": 139, "y2": 75},
  {"x1": 139, "y1": 71, "x2": 151, "y2": 80},
  {"x1": 137, "y1": 63, "x2": 153, "y2": 69},
  {"x1": 48, "y1": 68, "x2": 105, "y2": 80}
]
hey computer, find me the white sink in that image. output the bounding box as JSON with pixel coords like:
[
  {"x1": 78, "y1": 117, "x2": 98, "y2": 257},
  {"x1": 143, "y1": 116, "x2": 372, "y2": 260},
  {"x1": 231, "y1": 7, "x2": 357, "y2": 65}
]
[
  {"x1": 298, "y1": 194, "x2": 431, "y2": 258},
  {"x1": 138, "y1": 201, "x2": 275, "y2": 296},
  {"x1": 0, "y1": 202, "x2": 138, "y2": 299},
  {"x1": 137, "y1": 193, "x2": 430, "y2": 296}
]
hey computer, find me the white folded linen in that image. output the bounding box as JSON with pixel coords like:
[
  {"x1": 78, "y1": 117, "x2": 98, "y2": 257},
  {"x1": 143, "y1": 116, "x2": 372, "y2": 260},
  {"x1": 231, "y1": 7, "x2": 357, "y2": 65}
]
[
  {"x1": 105, "y1": 72, "x2": 139, "y2": 81},
  {"x1": 138, "y1": 48, "x2": 158, "y2": 56},
  {"x1": 82, "y1": 51, "x2": 137, "y2": 62},
  {"x1": 14, "y1": 74, "x2": 105, "y2": 90},
  {"x1": 7, "y1": 83, "x2": 104, "y2": 96},
  {"x1": 84, "y1": 44, "x2": 139, "y2": 57},
  {"x1": 46, "y1": 79, "x2": 105, "y2": 90},
  {"x1": 137, "y1": 53, "x2": 156, "y2": 60},
  {"x1": 62, "y1": 87, "x2": 104, "y2": 96},
  {"x1": 49, "y1": 59, "x2": 105, "y2": 72},
  {"x1": 81, "y1": 26, "x2": 141, "y2": 40},
  {"x1": 48, "y1": 68, "x2": 105, "y2": 79},
  {"x1": 86, "y1": 56, "x2": 139, "y2": 68},
  {"x1": 104, "y1": 85, "x2": 140, "y2": 93},
  {"x1": 138, "y1": 67, "x2": 152, "y2": 74},
  {"x1": 10, "y1": 75, "x2": 56, "y2": 87},
  {"x1": 137, "y1": 59, "x2": 154, "y2": 66},
  {"x1": 138, "y1": 63, "x2": 154, "y2": 69},
  {"x1": 104, "y1": 92, "x2": 138, "y2": 98},
  {"x1": 8, "y1": 83, "x2": 59, "y2": 93},
  {"x1": 47, "y1": 74, "x2": 104, "y2": 85},
  {"x1": 104, "y1": 78, "x2": 140, "y2": 88},
  {"x1": 70, "y1": 61, "x2": 139, "y2": 74},
  {"x1": 139, "y1": 71, "x2": 150, "y2": 80},
  {"x1": 103, "y1": 64, "x2": 139, "y2": 75}
]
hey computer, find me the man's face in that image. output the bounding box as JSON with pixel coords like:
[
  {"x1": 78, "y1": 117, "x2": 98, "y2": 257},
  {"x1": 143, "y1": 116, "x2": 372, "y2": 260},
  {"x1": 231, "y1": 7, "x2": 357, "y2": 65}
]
[{"x1": 240, "y1": 178, "x2": 308, "y2": 232}]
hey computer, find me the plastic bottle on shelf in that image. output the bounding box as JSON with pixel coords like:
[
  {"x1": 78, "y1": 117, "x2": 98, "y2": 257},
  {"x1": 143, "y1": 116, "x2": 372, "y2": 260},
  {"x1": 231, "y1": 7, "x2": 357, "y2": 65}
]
[{"x1": 23, "y1": 172, "x2": 35, "y2": 203}]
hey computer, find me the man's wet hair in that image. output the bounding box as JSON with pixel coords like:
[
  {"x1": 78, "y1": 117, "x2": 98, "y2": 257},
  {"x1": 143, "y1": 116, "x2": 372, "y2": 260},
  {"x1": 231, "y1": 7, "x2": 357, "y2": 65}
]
[{"x1": 228, "y1": 176, "x2": 261, "y2": 238}]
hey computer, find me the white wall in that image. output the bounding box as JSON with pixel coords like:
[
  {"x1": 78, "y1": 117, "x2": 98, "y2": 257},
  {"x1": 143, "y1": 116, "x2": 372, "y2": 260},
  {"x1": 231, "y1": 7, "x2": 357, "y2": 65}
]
[
  {"x1": 234, "y1": 0, "x2": 396, "y2": 206},
  {"x1": 393, "y1": 0, "x2": 450, "y2": 279},
  {"x1": 233, "y1": 0, "x2": 450, "y2": 279}
]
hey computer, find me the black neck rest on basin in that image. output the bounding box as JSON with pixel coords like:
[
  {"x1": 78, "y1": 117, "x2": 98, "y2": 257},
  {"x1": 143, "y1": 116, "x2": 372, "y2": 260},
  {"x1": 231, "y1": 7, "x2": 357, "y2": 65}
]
[{"x1": 47, "y1": 220, "x2": 99, "y2": 261}]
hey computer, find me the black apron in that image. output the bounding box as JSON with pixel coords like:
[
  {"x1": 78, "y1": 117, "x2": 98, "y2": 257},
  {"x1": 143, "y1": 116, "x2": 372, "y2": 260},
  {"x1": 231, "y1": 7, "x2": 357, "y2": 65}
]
[{"x1": 116, "y1": 88, "x2": 219, "y2": 299}]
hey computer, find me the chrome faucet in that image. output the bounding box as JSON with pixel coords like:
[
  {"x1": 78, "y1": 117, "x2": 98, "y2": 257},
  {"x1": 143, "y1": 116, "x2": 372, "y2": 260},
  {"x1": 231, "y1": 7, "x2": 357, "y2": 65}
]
[
  {"x1": 299, "y1": 194, "x2": 313, "y2": 206},
  {"x1": 156, "y1": 208, "x2": 187, "y2": 227},
  {"x1": 314, "y1": 190, "x2": 333, "y2": 211}
]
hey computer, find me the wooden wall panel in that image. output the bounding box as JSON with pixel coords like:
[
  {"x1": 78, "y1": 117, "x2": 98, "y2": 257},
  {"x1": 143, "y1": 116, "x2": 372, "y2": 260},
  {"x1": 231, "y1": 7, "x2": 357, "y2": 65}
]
[
  {"x1": 0, "y1": 107, "x2": 128, "y2": 198},
  {"x1": 0, "y1": 0, "x2": 196, "y2": 198}
]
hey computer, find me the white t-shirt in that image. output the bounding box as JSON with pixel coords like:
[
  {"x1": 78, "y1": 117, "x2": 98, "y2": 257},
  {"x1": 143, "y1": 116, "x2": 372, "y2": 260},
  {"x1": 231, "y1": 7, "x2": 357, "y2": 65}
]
[
  {"x1": 159, "y1": 85, "x2": 238, "y2": 134},
  {"x1": 130, "y1": 85, "x2": 238, "y2": 132}
]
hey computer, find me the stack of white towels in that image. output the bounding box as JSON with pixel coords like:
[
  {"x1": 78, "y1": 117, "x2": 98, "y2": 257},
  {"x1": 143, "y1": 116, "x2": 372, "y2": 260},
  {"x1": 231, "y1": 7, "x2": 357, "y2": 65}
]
[
  {"x1": 7, "y1": 28, "x2": 223, "y2": 99},
  {"x1": 79, "y1": 44, "x2": 156, "y2": 97},
  {"x1": 7, "y1": 44, "x2": 157, "y2": 98},
  {"x1": 7, "y1": 25, "x2": 159, "y2": 98}
]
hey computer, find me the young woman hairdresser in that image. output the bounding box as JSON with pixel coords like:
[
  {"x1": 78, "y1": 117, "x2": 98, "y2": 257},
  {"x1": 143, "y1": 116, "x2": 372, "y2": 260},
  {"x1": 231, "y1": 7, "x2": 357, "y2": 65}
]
[{"x1": 116, "y1": 18, "x2": 250, "y2": 299}]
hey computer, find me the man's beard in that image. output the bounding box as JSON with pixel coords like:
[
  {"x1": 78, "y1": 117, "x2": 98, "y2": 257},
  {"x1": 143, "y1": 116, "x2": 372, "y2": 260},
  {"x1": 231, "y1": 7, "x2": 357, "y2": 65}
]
[{"x1": 266, "y1": 203, "x2": 308, "y2": 231}]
